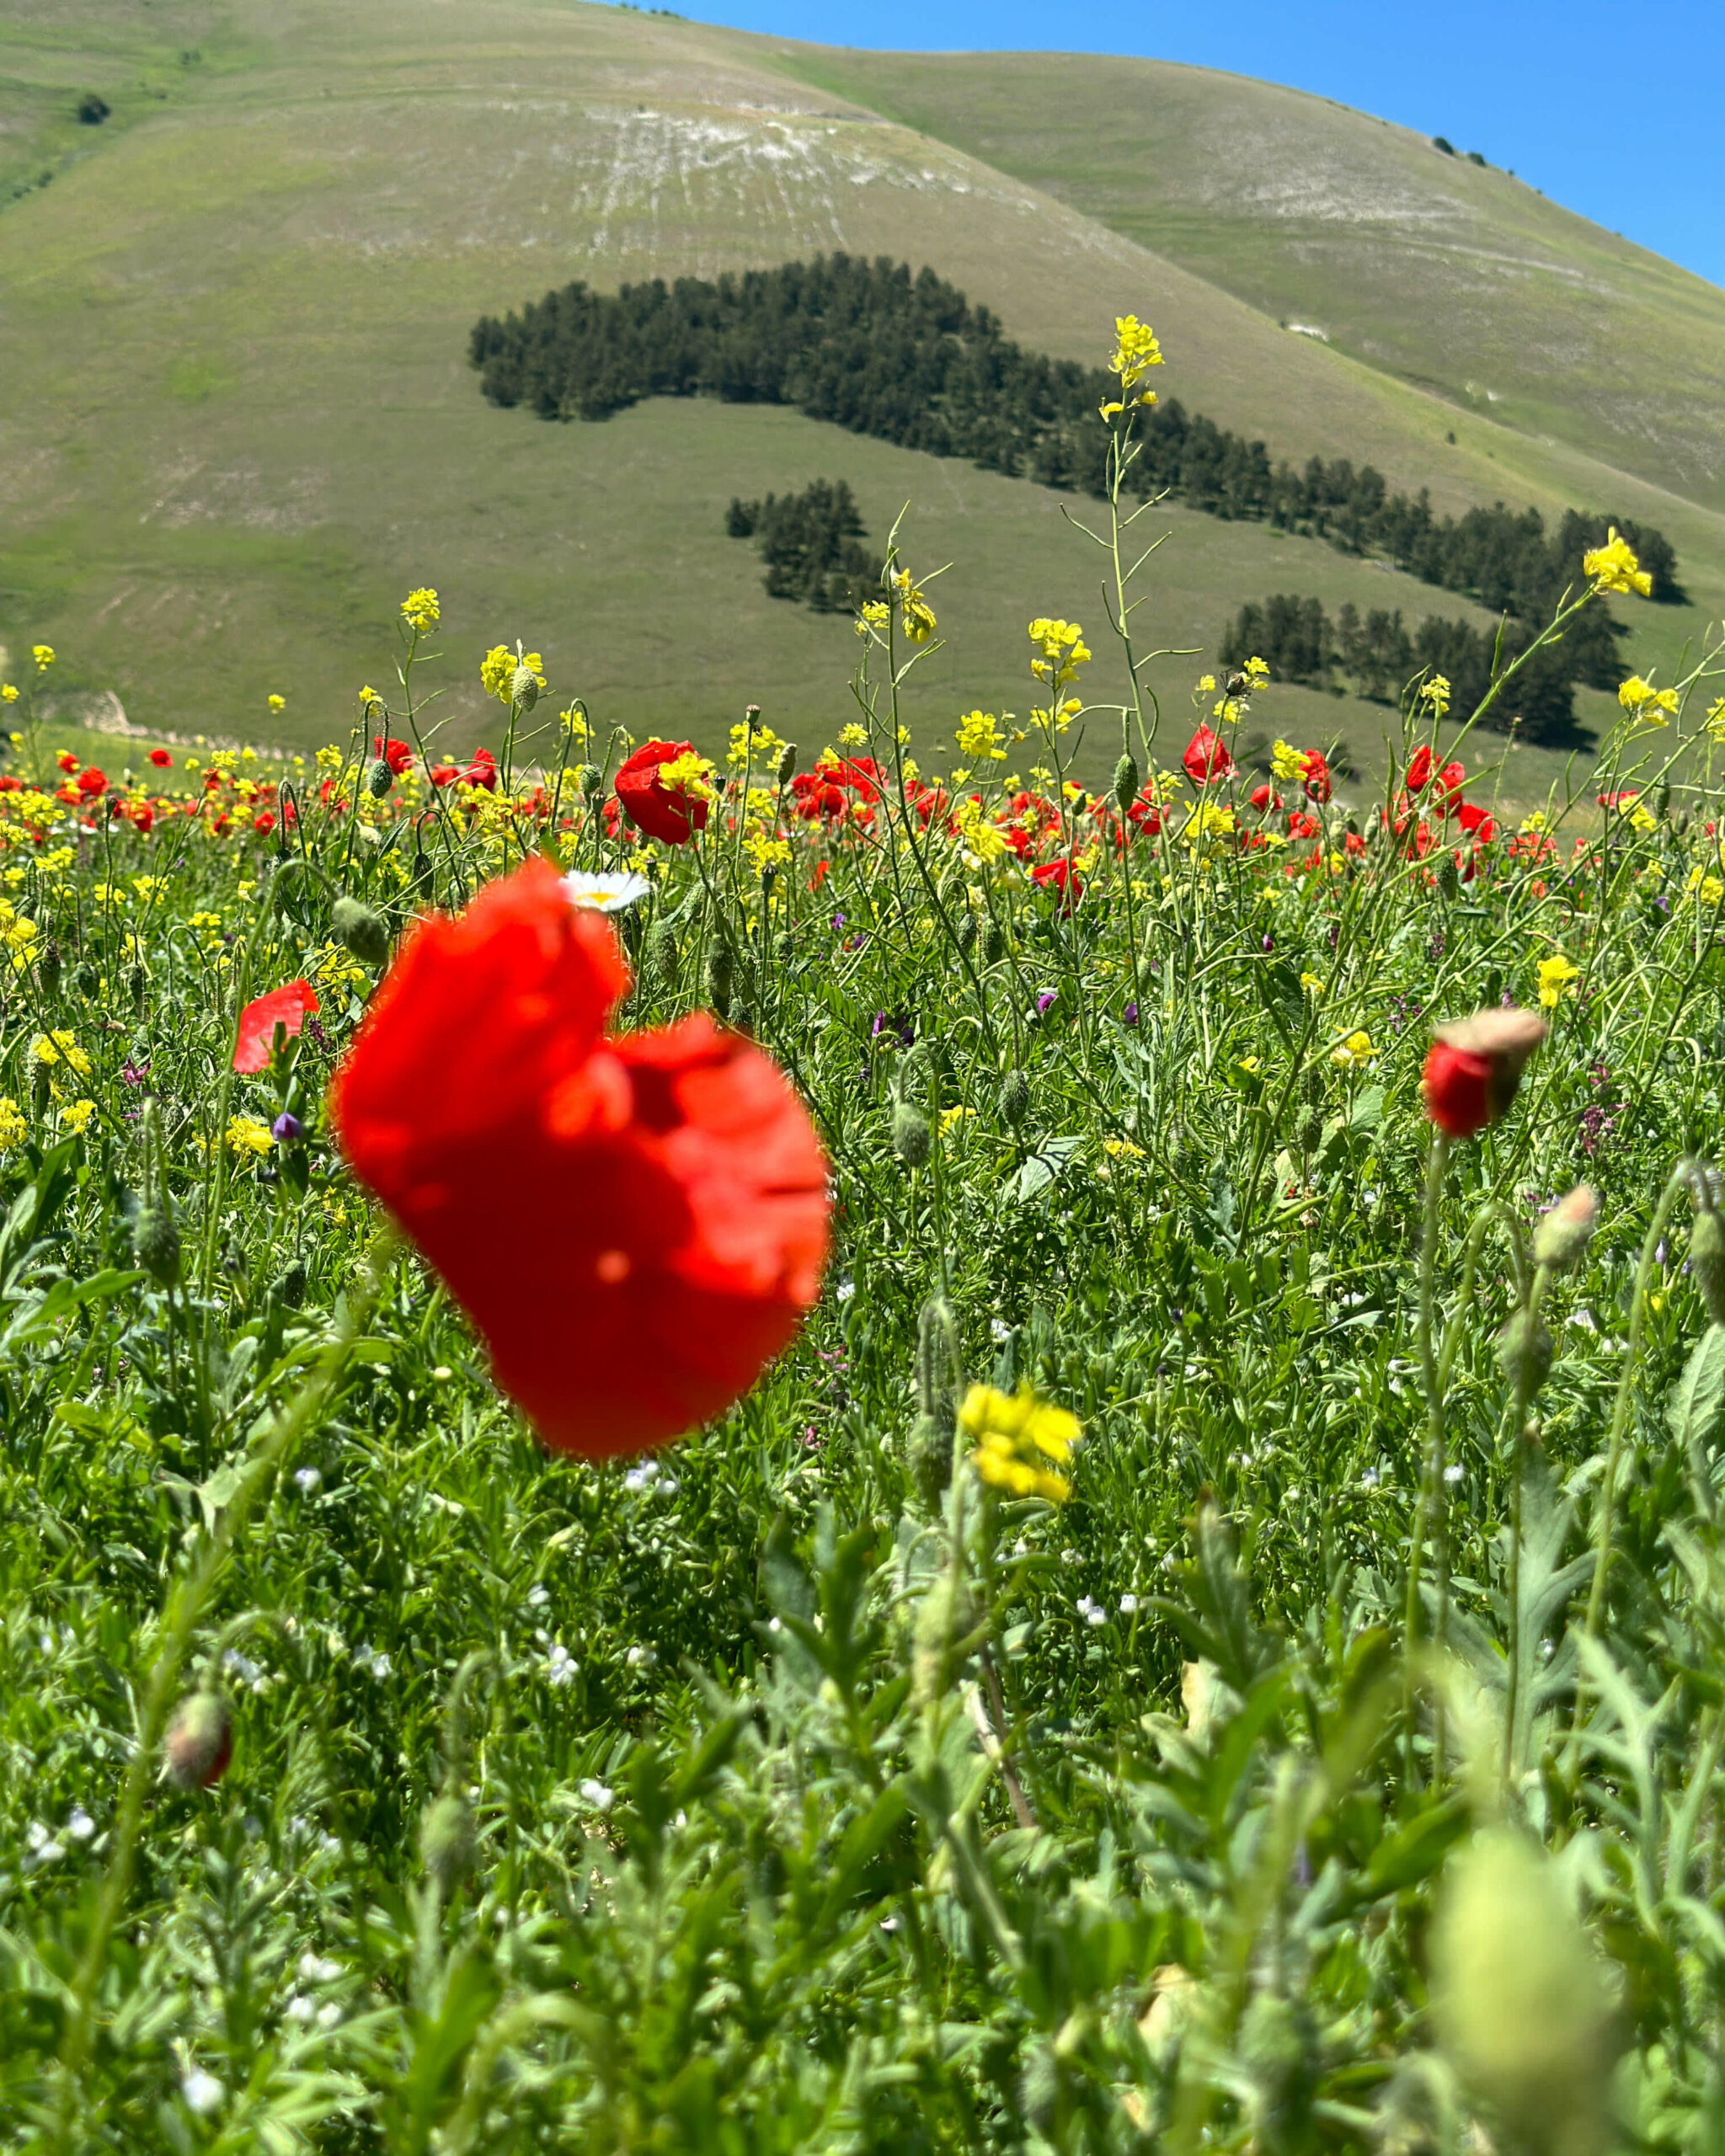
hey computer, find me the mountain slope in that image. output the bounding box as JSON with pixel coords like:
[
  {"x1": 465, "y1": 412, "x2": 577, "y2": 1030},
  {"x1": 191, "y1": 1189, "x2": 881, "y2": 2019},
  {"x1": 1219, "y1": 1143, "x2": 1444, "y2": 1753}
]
[{"x1": 0, "y1": 0, "x2": 1717, "y2": 784}]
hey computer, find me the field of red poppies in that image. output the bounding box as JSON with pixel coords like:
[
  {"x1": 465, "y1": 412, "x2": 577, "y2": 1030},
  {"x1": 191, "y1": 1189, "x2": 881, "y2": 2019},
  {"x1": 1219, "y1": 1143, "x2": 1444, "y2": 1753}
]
[{"x1": 3, "y1": 360, "x2": 1725, "y2": 2153}]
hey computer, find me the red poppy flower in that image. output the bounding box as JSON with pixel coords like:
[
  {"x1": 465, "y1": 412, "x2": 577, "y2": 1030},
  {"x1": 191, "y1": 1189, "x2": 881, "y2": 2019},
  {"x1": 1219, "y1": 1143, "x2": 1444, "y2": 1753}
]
[
  {"x1": 373, "y1": 734, "x2": 414, "y2": 776},
  {"x1": 1031, "y1": 857, "x2": 1082, "y2": 911},
  {"x1": 253, "y1": 809, "x2": 276, "y2": 835},
  {"x1": 0, "y1": 776, "x2": 19, "y2": 795},
  {"x1": 56, "y1": 751, "x2": 78, "y2": 775},
  {"x1": 461, "y1": 747, "x2": 499, "y2": 792},
  {"x1": 430, "y1": 762, "x2": 459, "y2": 788},
  {"x1": 1455, "y1": 803, "x2": 1495, "y2": 842},
  {"x1": 1248, "y1": 783, "x2": 1277, "y2": 813},
  {"x1": 233, "y1": 980, "x2": 321, "y2": 1074},
  {"x1": 1433, "y1": 760, "x2": 1466, "y2": 812},
  {"x1": 1183, "y1": 725, "x2": 1234, "y2": 787},
  {"x1": 149, "y1": 747, "x2": 174, "y2": 768},
  {"x1": 1288, "y1": 809, "x2": 1320, "y2": 841},
  {"x1": 328, "y1": 858, "x2": 828, "y2": 1458},
  {"x1": 1126, "y1": 793, "x2": 1164, "y2": 837},
  {"x1": 615, "y1": 739, "x2": 710, "y2": 846},
  {"x1": 1406, "y1": 745, "x2": 1434, "y2": 793},
  {"x1": 76, "y1": 766, "x2": 107, "y2": 798},
  {"x1": 1300, "y1": 751, "x2": 1332, "y2": 804},
  {"x1": 1423, "y1": 1008, "x2": 1546, "y2": 1138}
]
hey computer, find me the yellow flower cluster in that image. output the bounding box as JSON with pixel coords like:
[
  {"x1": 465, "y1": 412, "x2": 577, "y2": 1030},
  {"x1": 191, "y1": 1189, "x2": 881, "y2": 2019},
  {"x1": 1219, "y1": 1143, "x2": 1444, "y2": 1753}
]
[
  {"x1": 961, "y1": 1383, "x2": 1079, "y2": 1504},
  {"x1": 727, "y1": 718, "x2": 784, "y2": 768},
  {"x1": 855, "y1": 600, "x2": 889, "y2": 638},
  {"x1": 1686, "y1": 865, "x2": 1725, "y2": 907},
  {"x1": 226, "y1": 1113, "x2": 274, "y2": 1158},
  {"x1": 953, "y1": 794, "x2": 1008, "y2": 865},
  {"x1": 31, "y1": 645, "x2": 53, "y2": 671},
  {"x1": 1270, "y1": 739, "x2": 1317, "y2": 785},
  {"x1": 1583, "y1": 528, "x2": 1652, "y2": 597},
  {"x1": 400, "y1": 586, "x2": 441, "y2": 633},
  {"x1": 1331, "y1": 1030, "x2": 1375, "y2": 1069},
  {"x1": 0, "y1": 685, "x2": 16, "y2": 704},
  {"x1": 1028, "y1": 617, "x2": 1090, "y2": 689},
  {"x1": 0, "y1": 1097, "x2": 25, "y2": 1150},
  {"x1": 60, "y1": 1099, "x2": 96, "y2": 1137},
  {"x1": 1618, "y1": 675, "x2": 1679, "y2": 724},
  {"x1": 480, "y1": 644, "x2": 545, "y2": 703},
  {"x1": 1102, "y1": 315, "x2": 1164, "y2": 415},
  {"x1": 29, "y1": 1030, "x2": 89, "y2": 1075},
  {"x1": 1419, "y1": 674, "x2": 1452, "y2": 718},
  {"x1": 655, "y1": 750, "x2": 717, "y2": 803},
  {"x1": 893, "y1": 570, "x2": 937, "y2": 644},
  {"x1": 955, "y1": 710, "x2": 1007, "y2": 763}
]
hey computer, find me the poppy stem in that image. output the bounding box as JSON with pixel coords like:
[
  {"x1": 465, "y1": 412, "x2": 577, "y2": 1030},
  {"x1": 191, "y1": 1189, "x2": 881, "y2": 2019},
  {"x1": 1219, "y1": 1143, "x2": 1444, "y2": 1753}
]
[{"x1": 1403, "y1": 1129, "x2": 1449, "y2": 1782}]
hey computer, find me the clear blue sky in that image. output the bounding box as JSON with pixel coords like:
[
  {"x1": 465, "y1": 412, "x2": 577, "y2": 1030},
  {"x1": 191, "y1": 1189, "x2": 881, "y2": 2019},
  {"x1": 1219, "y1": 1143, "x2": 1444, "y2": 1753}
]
[{"x1": 669, "y1": 0, "x2": 1722, "y2": 289}]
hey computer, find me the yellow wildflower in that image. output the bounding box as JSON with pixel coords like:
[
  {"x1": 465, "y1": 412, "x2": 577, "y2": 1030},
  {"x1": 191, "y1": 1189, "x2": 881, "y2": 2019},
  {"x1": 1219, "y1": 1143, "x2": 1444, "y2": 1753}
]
[
  {"x1": 266, "y1": 692, "x2": 286, "y2": 712},
  {"x1": 1270, "y1": 739, "x2": 1311, "y2": 784},
  {"x1": 1618, "y1": 675, "x2": 1679, "y2": 724},
  {"x1": 1102, "y1": 1135, "x2": 1145, "y2": 1160},
  {"x1": 1583, "y1": 527, "x2": 1652, "y2": 597},
  {"x1": 938, "y1": 1103, "x2": 975, "y2": 1136},
  {"x1": 226, "y1": 1113, "x2": 275, "y2": 1158},
  {"x1": 855, "y1": 600, "x2": 890, "y2": 638},
  {"x1": 1300, "y1": 972, "x2": 1326, "y2": 998},
  {"x1": 1536, "y1": 954, "x2": 1581, "y2": 1008},
  {"x1": 480, "y1": 643, "x2": 542, "y2": 703},
  {"x1": 0, "y1": 1097, "x2": 25, "y2": 1150},
  {"x1": 960, "y1": 1383, "x2": 1079, "y2": 1504},
  {"x1": 743, "y1": 831, "x2": 791, "y2": 876},
  {"x1": 727, "y1": 718, "x2": 783, "y2": 767},
  {"x1": 400, "y1": 586, "x2": 441, "y2": 633},
  {"x1": 1028, "y1": 617, "x2": 1090, "y2": 688},
  {"x1": 955, "y1": 709, "x2": 1006, "y2": 762},
  {"x1": 60, "y1": 1098, "x2": 95, "y2": 1137},
  {"x1": 1242, "y1": 656, "x2": 1269, "y2": 688},
  {"x1": 1628, "y1": 803, "x2": 1657, "y2": 835},
  {"x1": 1419, "y1": 674, "x2": 1451, "y2": 718},
  {"x1": 1104, "y1": 314, "x2": 1164, "y2": 412},
  {"x1": 29, "y1": 1030, "x2": 89, "y2": 1076},
  {"x1": 838, "y1": 723, "x2": 868, "y2": 747},
  {"x1": 894, "y1": 570, "x2": 936, "y2": 643},
  {"x1": 0, "y1": 685, "x2": 16, "y2": 704},
  {"x1": 560, "y1": 704, "x2": 589, "y2": 744},
  {"x1": 1331, "y1": 1030, "x2": 1375, "y2": 1069},
  {"x1": 31, "y1": 645, "x2": 53, "y2": 672}
]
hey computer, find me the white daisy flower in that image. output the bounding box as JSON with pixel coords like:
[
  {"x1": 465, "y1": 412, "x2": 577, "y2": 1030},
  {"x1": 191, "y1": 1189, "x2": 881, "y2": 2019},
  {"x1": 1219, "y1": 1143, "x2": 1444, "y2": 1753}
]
[{"x1": 562, "y1": 870, "x2": 651, "y2": 913}]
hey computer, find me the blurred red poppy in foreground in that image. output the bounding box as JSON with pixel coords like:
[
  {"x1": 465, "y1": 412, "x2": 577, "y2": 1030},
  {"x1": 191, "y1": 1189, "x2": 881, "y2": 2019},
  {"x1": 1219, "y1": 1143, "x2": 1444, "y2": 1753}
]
[
  {"x1": 233, "y1": 980, "x2": 321, "y2": 1074},
  {"x1": 328, "y1": 858, "x2": 828, "y2": 1457},
  {"x1": 1423, "y1": 1007, "x2": 1546, "y2": 1138}
]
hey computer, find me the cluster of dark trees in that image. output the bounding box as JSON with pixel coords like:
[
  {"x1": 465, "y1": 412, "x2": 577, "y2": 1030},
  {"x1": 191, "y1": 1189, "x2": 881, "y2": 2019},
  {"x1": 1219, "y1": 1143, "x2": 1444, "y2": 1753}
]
[
  {"x1": 725, "y1": 480, "x2": 883, "y2": 611},
  {"x1": 1220, "y1": 594, "x2": 1584, "y2": 740},
  {"x1": 467, "y1": 254, "x2": 1679, "y2": 728}
]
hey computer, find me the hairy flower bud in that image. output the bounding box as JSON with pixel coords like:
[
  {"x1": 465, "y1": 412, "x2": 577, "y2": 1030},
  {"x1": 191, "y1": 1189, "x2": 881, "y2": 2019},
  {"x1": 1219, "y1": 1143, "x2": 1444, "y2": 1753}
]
[
  {"x1": 1000, "y1": 1070, "x2": 1030, "y2": 1128},
  {"x1": 647, "y1": 920, "x2": 678, "y2": 989},
  {"x1": 703, "y1": 938, "x2": 734, "y2": 1019},
  {"x1": 1690, "y1": 1208, "x2": 1725, "y2": 1327},
  {"x1": 128, "y1": 962, "x2": 147, "y2": 1015},
  {"x1": 576, "y1": 762, "x2": 603, "y2": 799},
  {"x1": 955, "y1": 910, "x2": 979, "y2": 956},
  {"x1": 509, "y1": 663, "x2": 540, "y2": 712},
  {"x1": 775, "y1": 740, "x2": 798, "y2": 787},
  {"x1": 982, "y1": 920, "x2": 1006, "y2": 968},
  {"x1": 1112, "y1": 752, "x2": 1140, "y2": 812},
  {"x1": 1438, "y1": 853, "x2": 1461, "y2": 900},
  {"x1": 907, "y1": 1412, "x2": 953, "y2": 1509},
  {"x1": 1532, "y1": 1185, "x2": 1599, "y2": 1271},
  {"x1": 164, "y1": 1689, "x2": 232, "y2": 1791},
  {"x1": 275, "y1": 1257, "x2": 307, "y2": 1310},
  {"x1": 892, "y1": 1100, "x2": 932, "y2": 1168},
  {"x1": 419, "y1": 1790, "x2": 477, "y2": 1893},
  {"x1": 132, "y1": 1203, "x2": 181, "y2": 1289},
  {"x1": 1497, "y1": 1308, "x2": 1554, "y2": 1400},
  {"x1": 74, "y1": 961, "x2": 99, "y2": 1000},
  {"x1": 1296, "y1": 1107, "x2": 1324, "y2": 1157},
  {"x1": 332, "y1": 895, "x2": 391, "y2": 968},
  {"x1": 367, "y1": 756, "x2": 394, "y2": 799},
  {"x1": 39, "y1": 939, "x2": 61, "y2": 998}
]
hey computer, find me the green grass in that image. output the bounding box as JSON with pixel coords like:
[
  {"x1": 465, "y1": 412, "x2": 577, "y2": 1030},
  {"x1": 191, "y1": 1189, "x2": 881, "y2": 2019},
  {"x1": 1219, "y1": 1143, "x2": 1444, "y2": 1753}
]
[{"x1": 0, "y1": 0, "x2": 1719, "y2": 793}]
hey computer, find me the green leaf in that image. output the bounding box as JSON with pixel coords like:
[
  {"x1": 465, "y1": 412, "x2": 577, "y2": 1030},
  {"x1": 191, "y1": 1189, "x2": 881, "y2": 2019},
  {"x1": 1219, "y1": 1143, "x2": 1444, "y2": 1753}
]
[
  {"x1": 1670, "y1": 1324, "x2": 1725, "y2": 1517},
  {"x1": 1011, "y1": 1135, "x2": 1082, "y2": 1203}
]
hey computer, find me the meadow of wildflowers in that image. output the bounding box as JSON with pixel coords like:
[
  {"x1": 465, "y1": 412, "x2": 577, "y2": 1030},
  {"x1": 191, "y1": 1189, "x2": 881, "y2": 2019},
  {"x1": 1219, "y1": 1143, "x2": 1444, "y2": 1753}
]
[{"x1": 3, "y1": 327, "x2": 1725, "y2": 2153}]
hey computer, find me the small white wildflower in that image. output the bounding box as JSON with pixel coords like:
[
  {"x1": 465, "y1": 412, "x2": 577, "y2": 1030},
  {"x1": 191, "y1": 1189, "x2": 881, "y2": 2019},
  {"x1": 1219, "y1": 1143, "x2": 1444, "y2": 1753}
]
[
  {"x1": 222, "y1": 1647, "x2": 260, "y2": 1684},
  {"x1": 836, "y1": 1279, "x2": 857, "y2": 1303},
  {"x1": 1076, "y1": 1596, "x2": 1107, "y2": 1628},
  {"x1": 625, "y1": 1644, "x2": 657, "y2": 1670},
  {"x1": 1443, "y1": 1463, "x2": 1465, "y2": 1485},
  {"x1": 283, "y1": 1993, "x2": 315, "y2": 2024},
  {"x1": 990, "y1": 1318, "x2": 1012, "y2": 1344},
  {"x1": 65, "y1": 1806, "x2": 94, "y2": 1842},
  {"x1": 298, "y1": 1951, "x2": 342, "y2": 1983},
  {"x1": 656, "y1": 1474, "x2": 679, "y2": 1496},
  {"x1": 317, "y1": 2002, "x2": 341, "y2": 2029},
  {"x1": 294, "y1": 1465, "x2": 322, "y2": 1493},
  {"x1": 181, "y1": 2069, "x2": 225, "y2": 2116},
  {"x1": 1119, "y1": 1593, "x2": 1139, "y2": 1614},
  {"x1": 526, "y1": 1583, "x2": 550, "y2": 1608},
  {"x1": 579, "y1": 1778, "x2": 616, "y2": 1813},
  {"x1": 547, "y1": 1642, "x2": 576, "y2": 1688}
]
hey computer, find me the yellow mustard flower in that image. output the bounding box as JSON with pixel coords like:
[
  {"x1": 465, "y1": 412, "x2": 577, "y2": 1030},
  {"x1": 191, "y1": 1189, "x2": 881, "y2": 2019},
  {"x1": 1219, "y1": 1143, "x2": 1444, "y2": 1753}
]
[
  {"x1": 1102, "y1": 1135, "x2": 1145, "y2": 1160},
  {"x1": 855, "y1": 600, "x2": 890, "y2": 638},
  {"x1": 1331, "y1": 1030, "x2": 1375, "y2": 1069},
  {"x1": 266, "y1": 692, "x2": 286, "y2": 712},
  {"x1": 960, "y1": 1383, "x2": 1079, "y2": 1504},
  {"x1": 29, "y1": 1030, "x2": 89, "y2": 1076},
  {"x1": 654, "y1": 750, "x2": 717, "y2": 804},
  {"x1": 1537, "y1": 954, "x2": 1581, "y2": 1008},
  {"x1": 1618, "y1": 675, "x2": 1679, "y2": 724},
  {"x1": 1028, "y1": 617, "x2": 1090, "y2": 689},
  {"x1": 59, "y1": 1098, "x2": 95, "y2": 1137},
  {"x1": 0, "y1": 686, "x2": 17, "y2": 705},
  {"x1": 225, "y1": 1113, "x2": 275, "y2": 1158},
  {"x1": 1300, "y1": 972, "x2": 1326, "y2": 998},
  {"x1": 1418, "y1": 673, "x2": 1452, "y2": 718},
  {"x1": 1583, "y1": 527, "x2": 1652, "y2": 597},
  {"x1": 894, "y1": 570, "x2": 936, "y2": 644},
  {"x1": 31, "y1": 645, "x2": 53, "y2": 672},
  {"x1": 400, "y1": 586, "x2": 441, "y2": 633},
  {"x1": 0, "y1": 1097, "x2": 25, "y2": 1150},
  {"x1": 1102, "y1": 314, "x2": 1164, "y2": 414}
]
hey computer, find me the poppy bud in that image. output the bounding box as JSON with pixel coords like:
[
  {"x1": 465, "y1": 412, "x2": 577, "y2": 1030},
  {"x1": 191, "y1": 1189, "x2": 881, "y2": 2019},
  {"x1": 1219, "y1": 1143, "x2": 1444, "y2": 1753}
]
[
  {"x1": 703, "y1": 939, "x2": 734, "y2": 1019},
  {"x1": 893, "y1": 1101, "x2": 932, "y2": 1168},
  {"x1": 1113, "y1": 752, "x2": 1140, "y2": 812},
  {"x1": 1296, "y1": 1106, "x2": 1324, "y2": 1157},
  {"x1": 1690, "y1": 1209, "x2": 1725, "y2": 1326},
  {"x1": 128, "y1": 962, "x2": 147, "y2": 1015},
  {"x1": 1423, "y1": 1007, "x2": 1546, "y2": 1138},
  {"x1": 1000, "y1": 1070, "x2": 1029, "y2": 1127},
  {"x1": 775, "y1": 741, "x2": 798, "y2": 787},
  {"x1": 576, "y1": 762, "x2": 603, "y2": 799},
  {"x1": 1497, "y1": 1308, "x2": 1554, "y2": 1399},
  {"x1": 164, "y1": 1688, "x2": 232, "y2": 1790},
  {"x1": 419, "y1": 1790, "x2": 477, "y2": 1893},
  {"x1": 1438, "y1": 854, "x2": 1460, "y2": 899},
  {"x1": 74, "y1": 961, "x2": 99, "y2": 1000},
  {"x1": 510, "y1": 663, "x2": 540, "y2": 712},
  {"x1": 32, "y1": 1063, "x2": 50, "y2": 1118},
  {"x1": 956, "y1": 910, "x2": 979, "y2": 955},
  {"x1": 982, "y1": 920, "x2": 1006, "y2": 967},
  {"x1": 907, "y1": 1412, "x2": 953, "y2": 1508},
  {"x1": 132, "y1": 1203, "x2": 181, "y2": 1289},
  {"x1": 39, "y1": 940, "x2": 61, "y2": 997},
  {"x1": 275, "y1": 1257, "x2": 307, "y2": 1309},
  {"x1": 647, "y1": 920, "x2": 678, "y2": 989},
  {"x1": 332, "y1": 895, "x2": 391, "y2": 968},
  {"x1": 367, "y1": 756, "x2": 394, "y2": 799},
  {"x1": 1531, "y1": 1186, "x2": 1599, "y2": 1271},
  {"x1": 409, "y1": 847, "x2": 434, "y2": 896},
  {"x1": 912, "y1": 1569, "x2": 975, "y2": 1708},
  {"x1": 1657, "y1": 784, "x2": 1671, "y2": 820}
]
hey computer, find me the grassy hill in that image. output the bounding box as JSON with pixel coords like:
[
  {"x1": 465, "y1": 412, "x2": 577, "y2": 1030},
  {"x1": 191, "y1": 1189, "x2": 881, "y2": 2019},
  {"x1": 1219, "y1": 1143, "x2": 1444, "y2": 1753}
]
[{"x1": 1, "y1": 0, "x2": 1721, "y2": 800}]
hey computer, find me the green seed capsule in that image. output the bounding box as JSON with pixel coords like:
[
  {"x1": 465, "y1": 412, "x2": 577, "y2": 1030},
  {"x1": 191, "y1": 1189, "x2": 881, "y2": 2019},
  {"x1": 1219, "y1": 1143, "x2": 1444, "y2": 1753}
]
[
  {"x1": 1113, "y1": 752, "x2": 1140, "y2": 811},
  {"x1": 892, "y1": 1101, "x2": 932, "y2": 1168},
  {"x1": 982, "y1": 921, "x2": 1006, "y2": 967},
  {"x1": 132, "y1": 1204, "x2": 181, "y2": 1288},
  {"x1": 367, "y1": 756, "x2": 394, "y2": 798},
  {"x1": 332, "y1": 895, "x2": 391, "y2": 967},
  {"x1": 1000, "y1": 1070, "x2": 1030, "y2": 1127}
]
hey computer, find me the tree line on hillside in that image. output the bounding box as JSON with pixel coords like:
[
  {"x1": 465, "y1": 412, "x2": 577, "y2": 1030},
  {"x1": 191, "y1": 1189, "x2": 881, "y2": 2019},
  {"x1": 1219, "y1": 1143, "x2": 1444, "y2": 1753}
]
[
  {"x1": 726, "y1": 480, "x2": 884, "y2": 611},
  {"x1": 1221, "y1": 594, "x2": 1587, "y2": 739},
  {"x1": 467, "y1": 254, "x2": 1678, "y2": 737}
]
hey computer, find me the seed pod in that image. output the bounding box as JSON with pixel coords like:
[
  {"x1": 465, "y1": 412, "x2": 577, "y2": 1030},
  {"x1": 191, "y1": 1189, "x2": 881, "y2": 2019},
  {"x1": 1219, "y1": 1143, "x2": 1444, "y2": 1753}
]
[
  {"x1": 703, "y1": 939, "x2": 734, "y2": 1019},
  {"x1": 31, "y1": 1062, "x2": 50, "y2": 1118},
  {"x1": 955, "y1": 910, "x2": 979, "y2": 955},
  {"x1": 892, "y1": 1100, "x2": 932, "y2": 1168},
  {"x1": 39, "y1": 940, "x2": 61, "y2": 997},
  {"x1": 509, "y1": 663, "x2": 540, "y2": 712},
  {"x1": 1531, "y1": 1185, "x2": 1599, "y2": 1271},
  {"x1": 74, "y1": 961, "x2": 99, "y2": 1000},
  {"x1": 409, "y1": 846, "x2": 434, "y2": 898},
  {"x1": 1295, "y1": 1107, "x2": 1324, "y2": 1157},
  {"x1": 1000, "y1": 1070, "x2": 1030, "y2": 1128},
  {"x1": 1657, "y1": 783, "x2": 1671, "y2": 820},
  {"x1": 1112, "y1": 751, "x2": 1140, "y2": 812},
  {"x1": 132, "y1": 1203, "x2": 181, "y2": 1289},
  {"x1": 332, "y1": 895, "x2": 391, "y2": 968},
  {"x1": 1438, "y1": 853, "x2": 1461, "y2": 900},
  {"x1": 1497, "y1": 1308, "x2": 1554, "y2": 1400},
  {"x1": 647, "y1": 919, "x2": 678, "y2": 989},
  {"x1": 775, "y1": 740, "x2": 798, "y2": 787},
  {"x1": 275, "y1": 1258, "x2": 307, "y2": 1310},
  {"x1": 127, "y1": 962, "x2": 147, "y2": 1015},
  {"x1": 164, "y1": 1688, "x2": 232, "y2": 1791},
  {"x1": 981, "y1": 920, "x2": 1006, "y2": 967},
  {"x1": 367, "y1": 756, "x2": 394, "y2": 799},
  {"x1": 419, "y1": 1790, "x2": 477, "y2": 1893},
  {"x1": 1690, "y1": 1209, "x2": 1725, "y2": 1326},
  {"x1": 575, "y1": 762, "x2": 603, "y2": 800}
]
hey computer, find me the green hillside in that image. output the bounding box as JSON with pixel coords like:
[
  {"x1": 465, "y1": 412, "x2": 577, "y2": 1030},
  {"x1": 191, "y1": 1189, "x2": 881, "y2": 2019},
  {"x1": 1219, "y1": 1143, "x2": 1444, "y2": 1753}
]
[{"x1": 0, "y1": 0, "x2": 1718, "y2": 797}]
